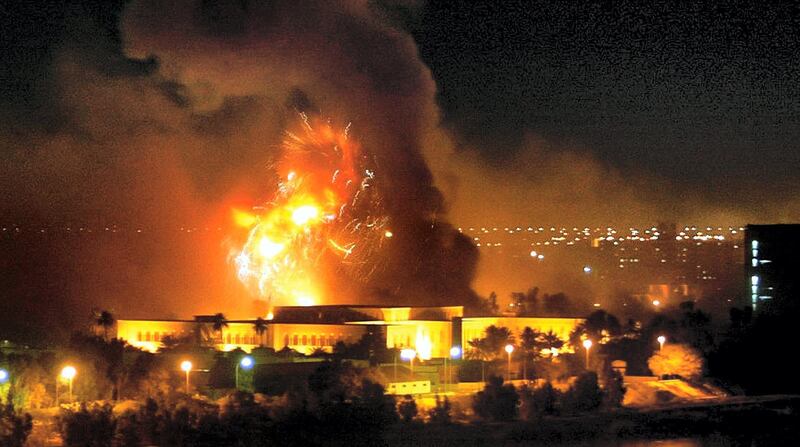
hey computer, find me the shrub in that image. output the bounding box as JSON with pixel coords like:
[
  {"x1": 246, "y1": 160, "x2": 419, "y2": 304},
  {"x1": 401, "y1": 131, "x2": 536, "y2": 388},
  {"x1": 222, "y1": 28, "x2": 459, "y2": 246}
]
[
  {"x1": 59, "y1": 404, "x2": 116, "y2": 447},
  {"x1": 562, "y1": 372, "x2": 602, "y2": 413},
  {"x1": 0, "y1": 399, "x2": 33, "y2": 447},
  {"x1": 428, "y1": 395, "x2": 452, "y2": 424},
  {"x1": 648, "y1": 344, "x2": 704, "y2": 380},
  {"x1": 472, "y1": 376, "x2": 519, "y2": 421},
  {"x1": 397, "y1": 395, "x2": 417, "y2": 423}
]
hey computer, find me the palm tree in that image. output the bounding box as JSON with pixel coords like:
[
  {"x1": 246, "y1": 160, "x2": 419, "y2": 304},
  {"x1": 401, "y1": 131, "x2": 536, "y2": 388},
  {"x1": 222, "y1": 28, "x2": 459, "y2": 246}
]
[
  {"x1": 483, "y1": 325, "x2": 514, "y2": 357},
  {"x1": 253, "y1": 317, "x2": 268, "y2": 347},
  {"x1": 467, "y1": 337, "x2": 491, "y2": 382},
  {"x1": 94, "y1": 310, "x2": 116, "y2": 340},
  {"x1": 520, "y1": 327, "x2": 543, "y2": 380},
  {"x1": 540, "y1": 330, "x2": 564, "y2": 356},
  {"x1": 212, "y1": 313, "x2": 228, "y2": 344}
]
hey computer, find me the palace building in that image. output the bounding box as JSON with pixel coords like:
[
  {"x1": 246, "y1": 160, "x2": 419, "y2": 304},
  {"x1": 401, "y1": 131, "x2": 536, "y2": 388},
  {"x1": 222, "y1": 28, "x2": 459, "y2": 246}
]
[{"x1": 116, "y1": 304, "x2": 584, "y2": 358}]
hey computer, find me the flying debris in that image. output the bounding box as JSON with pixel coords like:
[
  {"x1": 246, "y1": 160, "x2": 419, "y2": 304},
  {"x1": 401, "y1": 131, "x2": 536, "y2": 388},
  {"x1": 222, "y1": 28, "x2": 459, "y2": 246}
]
[{"x1": 233, "y1": 115, "x2": 390, "y2": 309}]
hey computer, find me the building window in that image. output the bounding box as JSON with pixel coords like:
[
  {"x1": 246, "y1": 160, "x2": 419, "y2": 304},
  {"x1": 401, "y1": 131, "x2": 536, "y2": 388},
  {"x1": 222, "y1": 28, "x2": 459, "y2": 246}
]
[
  {"x1": 311, "y1": 335, "x2": 316, "y2": 346},
  {"x1": 145, "y1": 332, "x2": 151, "y2": 342},
  {"x1": 154, "y1": 332, "x2": 160, "y2": 342},
  {"x1": 284, "y1": 335, "x2": 289, "y2": 346},
  {"x1": 235, "y1": 334, "x2": 241, "y2": 344},
  {"x1": 293, "y1": 335, "x2": 299, "y2": 345},
  {"x1": 302, "y1": 335, "x2": 307, "y2": 345},
  {"x1": 137, "y1": 331, "x2": 142, "y2": 342}
]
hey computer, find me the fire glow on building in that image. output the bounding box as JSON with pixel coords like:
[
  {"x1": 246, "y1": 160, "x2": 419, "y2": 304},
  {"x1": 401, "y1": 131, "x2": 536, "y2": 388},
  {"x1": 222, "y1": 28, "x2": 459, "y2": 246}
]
[{"x1": 232, "y1": 115, "x2": 391, "y2": 313}]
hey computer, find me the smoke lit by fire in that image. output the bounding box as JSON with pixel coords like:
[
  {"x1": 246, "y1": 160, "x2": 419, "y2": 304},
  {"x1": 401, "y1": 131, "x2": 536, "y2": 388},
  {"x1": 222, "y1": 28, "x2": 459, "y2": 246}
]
[{"x1": 233, "y1": 115, "x2": 390, "y2": 309}]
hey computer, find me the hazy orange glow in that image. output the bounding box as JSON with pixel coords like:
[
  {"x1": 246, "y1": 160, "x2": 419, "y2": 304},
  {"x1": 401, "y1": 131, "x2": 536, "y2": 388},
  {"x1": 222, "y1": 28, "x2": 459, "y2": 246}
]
[{"x1": 233, "y1": 116, "x2": 390, "y2": 309}]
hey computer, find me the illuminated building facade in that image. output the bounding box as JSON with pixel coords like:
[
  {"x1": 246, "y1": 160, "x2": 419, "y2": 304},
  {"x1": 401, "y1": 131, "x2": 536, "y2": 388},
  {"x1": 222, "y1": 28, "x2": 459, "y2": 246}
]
[
  {"x1": 117, "y1": 304, "x2": 584, "y2": 357},
  {"x1": 745, "y1": 224, "x2": 800, "y2": 310}
]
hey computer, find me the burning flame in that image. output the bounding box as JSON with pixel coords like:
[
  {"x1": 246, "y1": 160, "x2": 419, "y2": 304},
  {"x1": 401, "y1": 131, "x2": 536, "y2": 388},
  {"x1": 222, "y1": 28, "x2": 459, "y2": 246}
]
[{"x1": 233, "y1": 115, "x2": 390, "y2": 308}]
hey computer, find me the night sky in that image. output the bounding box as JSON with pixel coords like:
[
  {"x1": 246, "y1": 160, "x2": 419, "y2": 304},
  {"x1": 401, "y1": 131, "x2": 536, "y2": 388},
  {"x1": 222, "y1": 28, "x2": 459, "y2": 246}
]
[
  {"x1": 411, "y1": 1, "x2": 800, "y2": 183},
  {"x1": 1, "y1": 1, "x2": 799, "y2": 340}
]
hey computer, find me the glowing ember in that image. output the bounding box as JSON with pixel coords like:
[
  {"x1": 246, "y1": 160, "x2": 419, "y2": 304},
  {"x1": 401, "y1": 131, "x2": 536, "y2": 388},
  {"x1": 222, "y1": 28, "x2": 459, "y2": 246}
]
[{"x1": 233, "y1": 115, "x2": 389, "y2": 308}]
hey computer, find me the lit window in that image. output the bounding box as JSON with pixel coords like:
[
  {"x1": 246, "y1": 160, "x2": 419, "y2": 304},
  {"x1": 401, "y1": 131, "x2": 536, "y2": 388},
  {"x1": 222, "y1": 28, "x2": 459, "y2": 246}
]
[
  {"x1": 751, "y1": 240, "x2": 759, "y2": 250},
  {"x1": 302, "y1": 335, "x2": 307, "y2": 345},
  {"x1": 293, "y1": 335, "x2": 299, "y2": 345},
  {"x1": 752, "y1": 249, "x2": 758, "y2": 258},
  {"x1": 752, "y1": 259, "x2": 758, "y2": 267},
  {"x1": 311, "y1": 335, "x2": 316, "y2": 346},
  {"x1": 751, "y1": 275, "x2": 759, "y2": 286}
]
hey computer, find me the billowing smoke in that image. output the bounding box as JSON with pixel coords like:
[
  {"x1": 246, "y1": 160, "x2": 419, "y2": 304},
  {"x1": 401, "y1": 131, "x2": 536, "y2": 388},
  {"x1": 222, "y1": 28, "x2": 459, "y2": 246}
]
[{"x1": 0, "y1": 0, "x2": 478, "y2": 340}]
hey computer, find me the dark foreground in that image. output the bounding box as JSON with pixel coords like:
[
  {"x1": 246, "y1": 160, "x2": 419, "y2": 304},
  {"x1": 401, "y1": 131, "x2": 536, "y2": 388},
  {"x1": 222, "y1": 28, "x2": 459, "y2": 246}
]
[{"x1": 388, "y1": 397, "x2": 800, "y2": 446}]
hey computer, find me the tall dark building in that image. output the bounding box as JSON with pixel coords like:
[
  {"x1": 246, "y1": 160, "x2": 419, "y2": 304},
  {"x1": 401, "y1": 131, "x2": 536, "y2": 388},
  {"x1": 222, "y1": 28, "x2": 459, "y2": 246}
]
[{"x1": 744, "y1": 224, "x2": 800, "y2": 311}]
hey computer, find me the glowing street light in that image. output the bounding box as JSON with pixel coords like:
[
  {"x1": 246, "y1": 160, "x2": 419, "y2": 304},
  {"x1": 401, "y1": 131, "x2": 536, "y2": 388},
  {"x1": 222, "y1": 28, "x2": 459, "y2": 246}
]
[
  {"x1": 657, "y1": 335, "x2": 666, "y2": 351},
  {"x1": 582, "y1": 339, "x2": 593, "y2": 369},
  {"x1": 0, "y1": 368, "x2": 9, "y2": 384},
  {"x1": 236, "y1": 356, "x2": 254, "y2": 390},
  {"x1": 180, "y1": 360, "x2": 193, "y2": 394},
  {"x1": 61, "y1": 366, "x2": 77, "y2": 402},
  {"x1": 504, "y1": 344, "x2": 514, "y2": 382},
  {"x1": 400, "y1": 348, "x2": 416, "y2": 374},
  {"x1": 445, "y1": 346, "x2": 461, "y2": 393}
]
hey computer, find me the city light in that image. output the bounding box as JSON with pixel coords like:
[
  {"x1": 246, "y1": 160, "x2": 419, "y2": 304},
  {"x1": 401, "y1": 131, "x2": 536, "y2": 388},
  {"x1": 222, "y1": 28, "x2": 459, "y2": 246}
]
[
  {"x1": 657, "y1": 335, "x2": 666, "y2": 351},
  {"x1": 60, "y1": 365, "x2": 77, "y2": 402},
  {"x1": 450, "y1": 346, "x2": 462, "y2": 359},
  {"x1": 505, "y1": 344, "x2": 515, "y2": 382},
  {"x1": 400, "y1": 348, "x2": 417, "y2": 373},
  {"x1": 400, "y1": 348, "x2": 416, "y2": 361},
  {"x1": 181, "y1": 360, "x2": 192, "y2": 394},
  {"x1": 583, "y1": 339, "x2": 593, "y2": 369},
  {"x1": 583, "y1": 265, "x2": 592, "y2": 273},
  {"x1": 0, "y1": 368, "x2": 8, "y2": 384},
  {"x1": 236, "y1": 356, "x2": 255, "y2": 389}
]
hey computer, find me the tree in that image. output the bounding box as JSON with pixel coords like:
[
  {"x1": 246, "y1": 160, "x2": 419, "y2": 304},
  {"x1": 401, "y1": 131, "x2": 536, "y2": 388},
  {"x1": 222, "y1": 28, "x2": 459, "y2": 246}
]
[
  {"x1": 520, "y1": 381, "x2": 560, "y2": 420},
  {"x1": 519, "y1": 327, "x2": 544, "y2": 380},
  {"x1": 94, "y1": 310, "x2": 116, "y2": 341},
  {"x1": 562, "y1": 371, "x2": 603, "y2": 413},
  {"x1": 467, "y1": 325, "x2": 514, "y2": 382},
  {"x1": 540, "y1": 330, "x2": 564, "y2": 352},
  {"x1": 483, "y1": 326, "x2": 514, "y2": 358},
  {"x1": 253, "y1": 317, "x2": 268, "y2": 347},
  {"x1": 427, "y1": 395, "x2": 452, "y2": 424},
  {"x1": 397, "y1": 395, "x2": 417, "y2": 423},
  {"x1": 58, "y1": 404, "x2": 117, "y2": 447},
  {"x1": 648, "y1": 344, "x2": 704, "y2": 380},
  {"x1": 472, "y1": 376, "x2": 519, "y2": 421},
  {"x1": 0, "y1": 399, "x2": 33, "y2": 447},
  {"x1": 212, "y1": 313, "x2": 228, "y2": 344},
  {"x1": 570, "y1": 310, "x2": 622, "y2": 347},
  {"x1": 510, "y1": 287, "x2": 539, "y2": 316}
]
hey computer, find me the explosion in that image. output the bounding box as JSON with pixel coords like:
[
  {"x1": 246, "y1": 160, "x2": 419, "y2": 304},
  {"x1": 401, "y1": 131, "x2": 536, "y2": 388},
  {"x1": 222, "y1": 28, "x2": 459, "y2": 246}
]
[{"x1": 233, "y1": 115, "x2": 390, "y2": 309}]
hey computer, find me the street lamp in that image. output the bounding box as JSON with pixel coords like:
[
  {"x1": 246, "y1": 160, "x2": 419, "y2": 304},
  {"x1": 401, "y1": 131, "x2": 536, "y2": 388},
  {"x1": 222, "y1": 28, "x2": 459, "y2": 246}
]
[
  {"x1": 657, "y1": 335, "x2": 666, "y2": 351},
  {"x1": 504, "y1": 344, "x2": 514, "y2": 382},
  {"x1": 180, "y1": 360, "x2": 193, "y2": 394},
  {"x1": 582, "y1": 339, "x2": 593, "y2": 369},
  {"x1": 0, "y1": 368, "x2": 8, "y2": 384},
  {"x1": 445, "y1": 346, "x2": 461, "y2": 393},
  {"x1": 236, "y1": 356, "x2": 254, "y2": 390},
  {"x1": 60, "y1": 366, "x2": 77, "y2": 402},
  {"x1": 400, "y1": 348, "x2": 416, "y2": 374}
]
